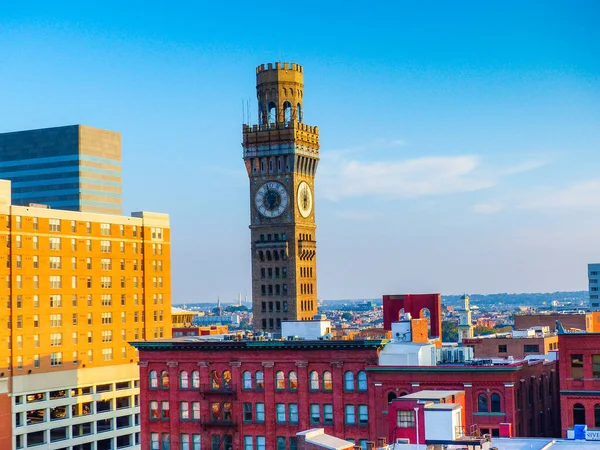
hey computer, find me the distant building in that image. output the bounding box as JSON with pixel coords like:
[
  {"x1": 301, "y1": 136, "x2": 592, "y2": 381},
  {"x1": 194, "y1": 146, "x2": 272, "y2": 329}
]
[
  {"x1": 588, "y1": 263, "x2": 600, "y2": 310},
  {"x1": 456, "y1": 294, "x2": 474, "y2": 343},
  {"x1": 0, "y1": 125, "x2": 122, "y2": 215},
  {"x1": 514, "y1": 311, "x2": 600, "y2": 333},
  {"x1": 462, "y1": 326, "x2": 558, "y2": 360}
]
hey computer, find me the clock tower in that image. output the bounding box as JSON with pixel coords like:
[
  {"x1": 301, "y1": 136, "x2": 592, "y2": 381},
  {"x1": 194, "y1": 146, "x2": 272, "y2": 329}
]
[{"x1": 242, "y1": 62, "x2": 319, "y2": 332}]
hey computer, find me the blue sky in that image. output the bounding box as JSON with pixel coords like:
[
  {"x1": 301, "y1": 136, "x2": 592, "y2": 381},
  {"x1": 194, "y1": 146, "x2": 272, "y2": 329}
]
[{"x1": 1, "y1": 1, "x2": 599, "y2": 302}]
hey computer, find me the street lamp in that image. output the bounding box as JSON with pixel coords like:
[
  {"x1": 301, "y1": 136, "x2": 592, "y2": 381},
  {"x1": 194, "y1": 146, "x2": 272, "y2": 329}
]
[{"x1": 414, "y1": 406, "x2": 420, "y2": 449}]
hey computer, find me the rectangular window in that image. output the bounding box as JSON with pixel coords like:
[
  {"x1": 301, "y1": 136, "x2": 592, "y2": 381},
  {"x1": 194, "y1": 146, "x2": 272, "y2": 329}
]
[
  {"x1": 358, "y1": 404, "x2": 368, "y2": 425},
  {"x1": 100, "y1": 240, "x2": 111, "y2": 252},
  {"x1": 49, "y1": 275, "x2": 62, "y2": 289},
  {"x1": 180, "y1": 402, "x2": 189, "y2": 420},
  {"x1": 50, "y1": 294, "x2": 62, "y2": 308},
  {"x1": 101, "y1": 223, "x2": 111, "y2": 235},
  {"x1": 50, "y1": 352, "x2": 62, "y2": 366},
  {"x1": 324, "y1": 404, "x2": 333, "y2": 424},
  {"x1": 524, "y1": 344, "x2": 540, "y2": 353},
  {"x1": 276, "y1": 403, "x2": 286, "y2": 423},
  {"x1": 150, "y1": 401, "x2": 159, "y2": 420},
  {"x1": 345, "y1": 405, "x2": 355, "y2": 425},
  {"x1": 277, "y1": 437, "x2": 286, "y2": 450},
  {"x1": 243, "y1": 402, "x2": 252, "y2": 421},
  {"x1": 192, "y1": 402, "x2": 200, "y2": 420},
  {"x1": 102, "y1": 348, "x2": 113, "y2": 361},
  {"x1": 49, "y1": 237, "x2": 61, "y2": 250},
  {"x1": 498, "y1": 344, "x2": 507, "y2": 353},
  {"x1": 256, "y1": 403, "x2": 265, "y2": 422},
  {"x1": 49, "y1": 256, "x2": 61, "y2": 269},
  {"x1": 593, "y1": 354, "x2": 600, "y2": 379},
  {"x1": 289, "y1": 403, "x2": 299, "y2": 424},
  {"x1": 50, "y1": 314, "x2": 62, "y2": 327},
  {"x1": 161, "y1": 401, "x2": 170, "y2": 419},
  {"x1": 151, "y1": 433, "x2": 159, "y2": 450},
  {"x1": 571, "y1": 354, "x2": 584, "y2": 379},
  {"x1": 397, "y1": 410, "x2": 416, "y2": 428},
  {"x1": 310, "y1": 404, "x2": 320, "y2": 424},
  {"x1": 49, "y1": 218, "x2": 61, "y2": 232},
  {"x1": 257, "y1": 437, "x2": 266, "y2": 450},
  {"x1": 244, "y1": 436, "x2": 253, "y2": 450}
]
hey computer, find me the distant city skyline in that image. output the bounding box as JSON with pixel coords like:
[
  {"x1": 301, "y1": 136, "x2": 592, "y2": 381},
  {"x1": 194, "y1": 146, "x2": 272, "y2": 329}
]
[{"x1": 1, "y1": 1, "x2": 599, "y2": 302}]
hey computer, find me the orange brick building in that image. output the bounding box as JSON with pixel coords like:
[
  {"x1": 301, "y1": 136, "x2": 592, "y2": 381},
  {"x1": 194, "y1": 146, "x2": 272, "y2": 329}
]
[{"x1": 0, "y1": 179, "x2": 171, "y2": 450}]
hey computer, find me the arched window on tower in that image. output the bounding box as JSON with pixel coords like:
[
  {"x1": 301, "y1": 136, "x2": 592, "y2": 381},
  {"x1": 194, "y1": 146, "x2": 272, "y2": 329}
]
[
  {"x1": 297, "y1": 103, "x2": 303, "y2": 122},
  {"x1": 283, "y1": 101, "x2": 292, "y2": 123},
  {"x1": 258, "y1": 102, "x2": 264, "y2": 124},
  {"x1": 268, "y1": 102, "x2": 277, "y2": 123}
]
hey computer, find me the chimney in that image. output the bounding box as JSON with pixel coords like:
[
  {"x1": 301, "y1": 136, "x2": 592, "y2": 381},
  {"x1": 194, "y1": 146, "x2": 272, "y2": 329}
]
[
  {"x1": 376, "y1": 437, "x2": 387, "y2": 447},
  {"x1": 366, "y1": 443, "x2": 375, "y2": 450}
]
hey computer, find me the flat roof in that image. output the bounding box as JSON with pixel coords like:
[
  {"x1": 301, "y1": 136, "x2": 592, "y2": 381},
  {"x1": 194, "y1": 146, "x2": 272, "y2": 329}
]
[
  {"x1": 425, "y1": 403, "x2": 461, "y2": 410},
  {"x1": 490, "y1": 438, "x2": 600, "y2": 449},
  {"x1": 131, "y1": 338, "x2": 386, "y2": 352},
  {"x1": 401, "y1": 390, "x2": 463, "y2": 400}
]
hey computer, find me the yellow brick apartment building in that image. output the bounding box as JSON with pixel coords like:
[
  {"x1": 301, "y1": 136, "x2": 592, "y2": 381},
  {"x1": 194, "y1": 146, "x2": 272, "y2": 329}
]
[{"x1": 0, "y1": 179, "x2": 171, "y2": 450}]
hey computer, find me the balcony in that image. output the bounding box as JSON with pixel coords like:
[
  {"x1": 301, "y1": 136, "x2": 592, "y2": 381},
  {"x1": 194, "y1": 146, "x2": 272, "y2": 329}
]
[{"x1": 199, "y1": 384, "x2": 237, "y2": 399}]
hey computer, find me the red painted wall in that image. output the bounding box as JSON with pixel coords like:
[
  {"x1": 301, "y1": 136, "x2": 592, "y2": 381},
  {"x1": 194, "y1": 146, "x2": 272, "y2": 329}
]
[
  {"x1": 558, "y1": 332, "x2": 600, "y2": 437},
  {"x1": 0, "y1": 392, "x2": 10, "y2": 450},
  {"x1": 383, "y1": 294, "x2": 442, "y2": 338}
]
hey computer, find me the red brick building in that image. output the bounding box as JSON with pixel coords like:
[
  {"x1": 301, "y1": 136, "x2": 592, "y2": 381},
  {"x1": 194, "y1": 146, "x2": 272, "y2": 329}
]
[
  {"x1": 558, "y1": 329, "x2": 600, "y2": 437},
  {"x1": 133, "y1": 339, "x2": 384, "y2": 450}
]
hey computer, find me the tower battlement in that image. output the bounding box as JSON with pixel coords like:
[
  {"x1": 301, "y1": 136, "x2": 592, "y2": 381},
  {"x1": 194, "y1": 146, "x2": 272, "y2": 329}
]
[
  {"x1": 256, "y1": 62, "x2": 303, "y2": 74},
  {"x1": 242, "y1": 122, "x2": 318, "y2": 135}
]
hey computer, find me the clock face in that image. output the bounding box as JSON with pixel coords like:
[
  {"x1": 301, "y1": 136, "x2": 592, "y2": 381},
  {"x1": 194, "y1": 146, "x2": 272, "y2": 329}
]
[
  {"x1": 255, "y1": 181, "x2": 289, "y2": 218},
  {"x1": 297, "y1": 181, "x2": 313, "y2": 218}
]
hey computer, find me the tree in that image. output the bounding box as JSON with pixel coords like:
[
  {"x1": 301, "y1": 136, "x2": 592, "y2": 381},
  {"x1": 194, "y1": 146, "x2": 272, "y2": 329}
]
[
  {"x1": 442, "y1": 321, "x2": 458, "y2": 342},
  {"x1": 341, "y1": 312, "x2": 353, "y2": 321},
  {"x1": 474, "y1": 325, "x2": 496, "y2": 336}
]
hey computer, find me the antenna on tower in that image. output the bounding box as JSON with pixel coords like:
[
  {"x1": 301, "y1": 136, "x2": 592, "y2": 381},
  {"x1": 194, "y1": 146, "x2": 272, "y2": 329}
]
[
  {"x1": 242, "y1": 99, "x2": 245, "y2": 124},
  {"x1": 248, "y1": 98, "x2": 251, "y2": 125}
]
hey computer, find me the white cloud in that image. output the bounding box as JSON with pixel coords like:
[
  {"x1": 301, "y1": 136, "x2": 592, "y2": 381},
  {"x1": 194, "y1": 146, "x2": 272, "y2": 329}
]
[
  {"x1": 472, "y1": 203, "x2": 504, "y2": 214},
  {"x1": 320, "y1": 155, "x2": 495, "y2": 201},
  {"x1": 518, "y1": 180, "x2": 600, "y2": 210}
]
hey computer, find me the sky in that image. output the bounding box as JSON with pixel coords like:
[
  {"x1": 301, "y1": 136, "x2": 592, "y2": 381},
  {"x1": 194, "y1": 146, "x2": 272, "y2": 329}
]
[{"x1": 1, "y1": 1, "x2": 599, "y2": 303}]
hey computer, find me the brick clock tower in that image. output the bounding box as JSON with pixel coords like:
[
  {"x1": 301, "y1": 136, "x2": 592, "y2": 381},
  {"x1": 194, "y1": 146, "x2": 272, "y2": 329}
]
[{"x1": 242, "y1": 62, "x2": 319, "y2": 332}]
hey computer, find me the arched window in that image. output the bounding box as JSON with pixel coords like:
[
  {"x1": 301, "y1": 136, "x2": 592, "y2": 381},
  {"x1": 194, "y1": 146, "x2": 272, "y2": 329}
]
[
  {"x1": 149, "y1": 370, "x2": 158, "y2": 389},
  {"x1": 266, "y1": 251, "x2": 272, "y2": 261},
  {"x1": 478, "y1": 393, "x2": 488, "y2": 412},
  {"x1": 491, "y1": 393, "x2": 501, "y2": 412},
  {"x1": 259, "y1": 251, "x2": 264, "y2": 262},
  {"x1": 358, "y1": 371, "x2": 367, "y2": 391},
  {"x1": 210, "y1": 370, "x2": 220, "y2": 390},
  {"x1": 323, "y1": 371, "x2": 333, "y2": 391},
  {"x1": 192, "y1": 371, "x2": 200, "y2": 389},
  {"x1": 388, "y1": 392, "x2": 397, "y2": 403},
  {"x1": 180, "y1": 371, "x2": 189, "y2": 389},
  {"x1": 160, "y1": 370, "x2": 169, "y2": 389},
  {"x1": 255, "y1": 371, "x2": 264, "y2": 390},
  {"x1": 222, "y1": 370, "x2": 232, "y2": 389},
  {"x1": 276, "y1": 371, "x2": 285, "y2": 390},
  {"x1": 309, "y1": 371, "x2": 319, "y2": 390},
  {"x1": 573, "y1": 403, "x2": 586, "y2": 425},
  {"x1": 268, "y1": 102, "x2": 277, "y2": 123},
  {"x1": 274, "y1": 251, "x2": 279, "y2": 261},
  {"x1": 289, "y1": 371, "x2": 298, "y2": 390},
  {"x1": 297, "y1": 103, "x2": 302, "y2": 122},
  {"x1": 242, "y1": 371, "x2": 252, "y2": 390},
  {"x1": 595, "y1": 404, "x2": 600, "y2": 428},
  {"x1": 283, "y1": 101, "x2": 292, "y2": 123},
  {"x1": 344, "y1": 371, "x2": 355, "y2": 391}
]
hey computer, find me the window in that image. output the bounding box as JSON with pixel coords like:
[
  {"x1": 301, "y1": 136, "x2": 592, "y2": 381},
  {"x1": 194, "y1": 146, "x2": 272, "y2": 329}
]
[
  {"x1": 256, "y1": 370, "x2": 264, "y2": 390},
  {"x1": 49, "y1": 237, "x2": 60, "y2": 250},
  {"x1": 571, "y1": 354, "x2": 584, "y2": 380},
  {"x1": 593, "y1": 355, "x2": 600, "y2": 378},
  {"x1": 358, "y1": 371, "x2": 367, "y2": 391},
  {"x1": 161, "y1": 370, "x2": 169, "y2": 389},
  {"x1": 277, "y1": 437, "x2": 286, "y2": 450},
  {"x1": 180, "y1": 371, "x2": 189, "y2": 389},
  {"x1": 49, "y1": 275, "x2": 61, "y2": 289},
  {"x1": 50, "y1": 295, "x2": 62, "y2": 308},
  {"x1": 276, "y1": 371, "x2": 285, "y2": 390},
  {"x1": 310, "y1": 371, "x2": 319, "y2": 390},
  {"x1": 289, "y1": 371, "x2": 298, "y2": 390},
  {"x1": 181, "y1": 434, "x2": 190, "y2": 450},
  {"x1": 323, "y1": 371, "x2": 333, "y2": 390},
  {"x1": 595, "y1": 404, "x2": 600, "y2": 428},
  {"x1": 358, "y1": 405, "x2": 368, "y2": 425},
  {"x1": 161, "y1": 401, "x2": 170, "y2": 420},
  {"x1": 50, "y1": 314, "x2": 62, "y2": 327},
  {"x1": 151, "y1": 433, "x2": 159, "y2": 449},
  {"x1": 101, "y1": 312, "x2": 112, "y2": 324},
  {"x1": 257, "y1": 437, "x2": 266, "y2": 450},
  {"x1": 150, "y1": 371, "x2": 158, "y2": 389},
  {"x1": 192, "y1": 402, "x2": 200, "y2": 420},
  {"x1": 244, "y1": 436, "x2": 253, "y2": 450},
  {"x1": 192, "y1": 371, "x2": 200, "y2": 389},
  {"x1": 324, "y1": 404, "x2": 333, "y2": 424},
  {"x1": 491, "y1": 393, "x2": 501, "y2": 412},
  {"x1": 289, "y1": 403, "x2": 298, "y2": 424},
  {"x1": 102, "y1": 348, "x2": 113, "y2": 361},
  {"x1": 50, "y1": 333, "x2": 62, "y2": 347},
  {"x1": 33, "y1": 255, "x2": 39, "y2": 269},
  {"x1": 49, "y1": 218, "x2": 61, "y2": 231},
  {"x1": 100, "y1": 223, "x2": 111, "y2": 235},
  {"x1": 345, "y1": 405, "x2": 355, "y2": 424},
  {"x1": 256, "y1": 403, "x2": 265, "y2": 422},
  {"x1": 243, "y1": 402, "x2": 253, "y2": 422},
  {"x1": 397, "y1": 410, "x2": 415, "y2": 428},
  {"x1": 242, "y1": 371, "x2": 252, "y2": 389},
  {"x1": 478, "y1": 393, "x2": 489, "y2": 412},
  {"x1": 276, "y1": 403, "x2": 286, "y2": 423},
  {"x1": 498, "y1": 344, "x2": 508, "y2": 353},
  {"x1": 16, "y1": 235, "x2": 21, "y2": 248},
  {"x1": 50, "y1": 352, "x2": 62, "y2": 366},
  {"x1": 49, "y1": 256, "x2": 61, "y2": 269},
  {"x1": 573, "y1": 403, "x2": 586, "y2": 425},
  {"x1": 180, "y1": 402, "x2": 189, "y2": 420},
  {"x1": 344, "y1": 371, "x2": 355, "y2": 391},
  {"x1": 162, "y1": 433, "x2": 171, "y2": 450},
  {"x1": 524, "y1": 344, "x2": 540, "y2": 353},
  {"x1": 100, "y1": 240, "x2": 111, "y2": 252},
  {"x1": 310, "y1": 404, "x2": 320, "y2": 424}
]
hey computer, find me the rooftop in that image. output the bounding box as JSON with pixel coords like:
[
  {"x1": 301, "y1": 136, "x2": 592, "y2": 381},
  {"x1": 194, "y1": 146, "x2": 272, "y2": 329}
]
[{"x1": 400, "y1": 390, "x2": 463, "y2": 400}]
